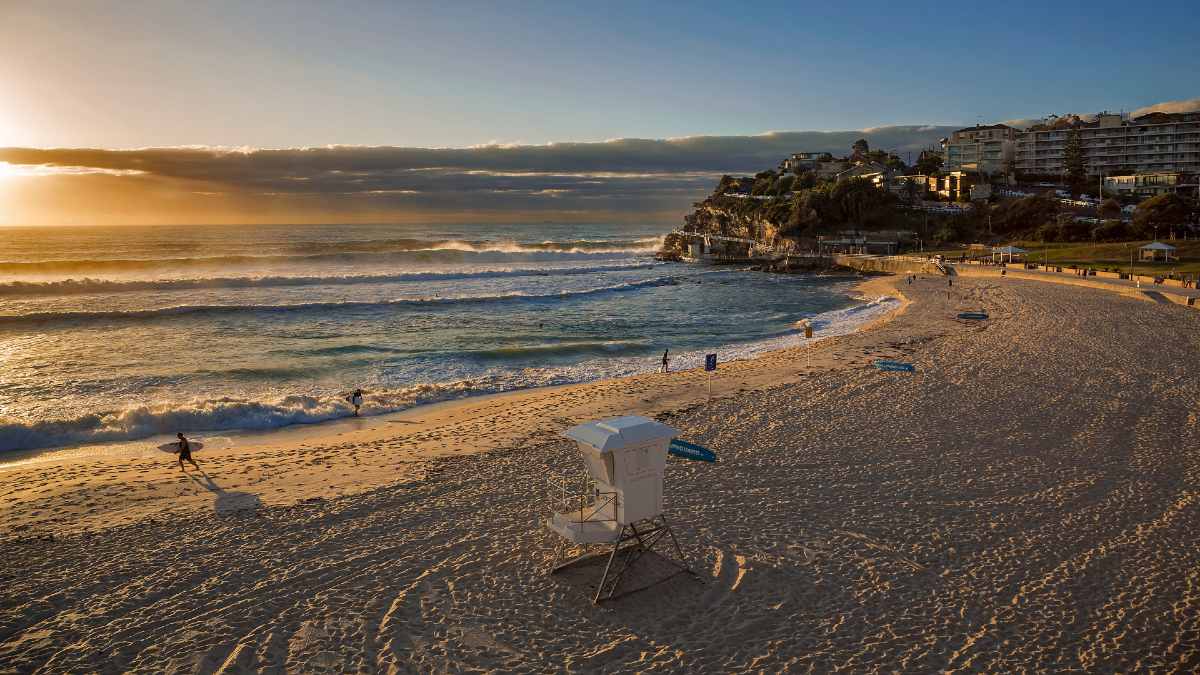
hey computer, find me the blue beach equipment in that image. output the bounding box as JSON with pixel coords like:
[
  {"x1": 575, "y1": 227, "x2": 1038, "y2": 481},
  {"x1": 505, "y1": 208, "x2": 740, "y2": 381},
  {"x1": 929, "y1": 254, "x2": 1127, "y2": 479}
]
[
  {"x1": 668, "y1": 438, "x2": 717, "y2": 463},
  {"x1": 874, "y1": 359, "x2": 915, "y2": 373},
  {"x1": 957, "y1": 312, "x2": 989, "y2": 320}
]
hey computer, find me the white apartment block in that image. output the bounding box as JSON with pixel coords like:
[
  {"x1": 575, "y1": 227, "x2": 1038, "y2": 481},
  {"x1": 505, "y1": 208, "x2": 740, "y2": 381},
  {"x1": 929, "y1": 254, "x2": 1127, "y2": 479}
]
[
  {"x1": 942, "y1": 124, "x2": 1016, "y2": 174},
  {"x1": 1014, "y1": 111, "x2": 1200, "y2": 177}
]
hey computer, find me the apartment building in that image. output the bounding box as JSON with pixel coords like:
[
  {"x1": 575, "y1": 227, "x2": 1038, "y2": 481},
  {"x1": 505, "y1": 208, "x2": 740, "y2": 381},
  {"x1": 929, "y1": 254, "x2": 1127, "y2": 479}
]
[
  {"x1": 1014, "y1": 111, "x2": 1200, "y2": 177},
  {"x1": 942, "y1": 124, "x2": 1016, "y2": 174},
  {"x1": 1102, "y1": 172, "x2": 1181, "y2": 197}
]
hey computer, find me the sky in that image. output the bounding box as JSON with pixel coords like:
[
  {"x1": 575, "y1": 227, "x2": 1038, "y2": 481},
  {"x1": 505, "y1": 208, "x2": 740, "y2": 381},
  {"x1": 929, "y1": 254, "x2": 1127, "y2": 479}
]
[{"x1": 0, "y1": 0, "x2": 1197, "y2": 226}]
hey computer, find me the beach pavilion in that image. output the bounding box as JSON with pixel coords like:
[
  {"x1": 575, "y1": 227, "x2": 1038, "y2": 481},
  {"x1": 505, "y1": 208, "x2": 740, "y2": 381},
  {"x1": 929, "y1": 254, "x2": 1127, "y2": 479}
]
[
  {"x1": 992, "y1": 245, "x2": 1027, "y2": 264},
  {"x1": 1139, "y1": 241, "x2": 1177, "y2": 262}
]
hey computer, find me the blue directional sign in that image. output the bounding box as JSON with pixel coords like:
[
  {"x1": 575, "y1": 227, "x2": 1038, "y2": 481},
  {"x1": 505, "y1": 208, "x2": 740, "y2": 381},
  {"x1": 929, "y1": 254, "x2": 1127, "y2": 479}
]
[
  {"x1": 705, "y1": 353, "x2": 717, "y2": 371},
  {"x1": 669, "y1": 438, "x2": 717, "y2": 463},
  {"x1": 873, "y1": 359, "x2": 916, "y2": 373}
]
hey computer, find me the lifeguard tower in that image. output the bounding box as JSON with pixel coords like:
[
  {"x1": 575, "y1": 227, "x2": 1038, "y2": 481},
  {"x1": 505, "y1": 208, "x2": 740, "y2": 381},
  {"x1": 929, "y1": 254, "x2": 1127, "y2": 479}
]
[{"x1": 546, "y1": 415, "x2": 695, "y2": 603}]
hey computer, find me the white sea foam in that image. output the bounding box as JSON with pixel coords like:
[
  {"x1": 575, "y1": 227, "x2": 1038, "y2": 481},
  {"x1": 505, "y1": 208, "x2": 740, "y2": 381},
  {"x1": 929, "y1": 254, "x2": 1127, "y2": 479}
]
[
  {"x1": 0, "y1": 275, "x2": 682, "y2": 325},
  {"x1": 0, "y1": 261, "x2": 659, "y2": 298},
  {"x1": 0, "y1": 295, "x2": 897, "y2": 453},
  {"x1": 0, "y1": 238, "x2": 662, "y2": 274}
]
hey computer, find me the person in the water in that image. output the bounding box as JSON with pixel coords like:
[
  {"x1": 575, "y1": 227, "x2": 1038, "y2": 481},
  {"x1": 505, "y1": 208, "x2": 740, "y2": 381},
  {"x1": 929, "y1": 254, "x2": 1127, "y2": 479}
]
[{"x1": 349, "y1": 389, "x2": 364, "y2": 416}]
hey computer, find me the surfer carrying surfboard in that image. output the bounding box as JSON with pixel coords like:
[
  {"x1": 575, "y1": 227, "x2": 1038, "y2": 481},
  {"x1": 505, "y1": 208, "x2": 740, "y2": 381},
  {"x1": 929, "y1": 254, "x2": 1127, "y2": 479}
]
[
  {"x1": 176, "y1": 433, "x2": 199, "y2": 471},
  {"x1": 349, "y1": 389, "x2": 364, "y2": 416}
]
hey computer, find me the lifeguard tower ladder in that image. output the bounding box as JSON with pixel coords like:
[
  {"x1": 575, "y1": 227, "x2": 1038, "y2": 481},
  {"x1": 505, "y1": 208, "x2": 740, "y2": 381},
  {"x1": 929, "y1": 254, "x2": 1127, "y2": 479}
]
[{"x1": 545, "y1": 416, "x2": 695, "y2": 604}]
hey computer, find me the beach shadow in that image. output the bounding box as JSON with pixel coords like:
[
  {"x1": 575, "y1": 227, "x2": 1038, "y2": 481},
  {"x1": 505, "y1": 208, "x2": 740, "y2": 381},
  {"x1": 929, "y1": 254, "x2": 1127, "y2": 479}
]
[
  {"x1": 187, "y1": 470, "x2": 261, "y2": 516},
  {"x1": 551, "y1": 548, "x2": 700, "y2": 606}
]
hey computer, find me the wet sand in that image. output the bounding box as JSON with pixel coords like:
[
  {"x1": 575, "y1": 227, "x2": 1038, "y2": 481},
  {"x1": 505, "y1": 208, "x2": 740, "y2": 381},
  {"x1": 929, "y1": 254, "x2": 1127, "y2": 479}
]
[{"x1": 2, "y1": 274, "x2": 1198, "y2": 672}]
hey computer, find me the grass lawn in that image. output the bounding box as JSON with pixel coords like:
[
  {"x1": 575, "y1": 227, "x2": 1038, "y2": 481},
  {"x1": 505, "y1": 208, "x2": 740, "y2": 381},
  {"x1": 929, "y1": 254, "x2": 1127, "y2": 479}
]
[{"x1": 926, "y1": 239, "x2": 1200, "y2": 275}]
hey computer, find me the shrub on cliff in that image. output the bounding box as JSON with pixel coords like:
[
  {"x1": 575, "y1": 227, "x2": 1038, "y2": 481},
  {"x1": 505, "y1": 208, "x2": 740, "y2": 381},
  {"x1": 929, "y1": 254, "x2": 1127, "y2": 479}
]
[
  {"x1": 750, "y1": 170, "x2": 778, "y2": 196},
  {"x1": 774, "y1": 174, "x2": 796, "y2": 195},
  {"x1": 827, "y1": 178, "x2": 899, "y2": 225}
]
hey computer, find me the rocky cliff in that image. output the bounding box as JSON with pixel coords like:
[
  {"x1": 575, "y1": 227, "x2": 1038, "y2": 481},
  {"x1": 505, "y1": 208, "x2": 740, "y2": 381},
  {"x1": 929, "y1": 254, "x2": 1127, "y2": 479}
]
[{"x1": 659, "y1": 195, "x2": 800, "y2": 260}]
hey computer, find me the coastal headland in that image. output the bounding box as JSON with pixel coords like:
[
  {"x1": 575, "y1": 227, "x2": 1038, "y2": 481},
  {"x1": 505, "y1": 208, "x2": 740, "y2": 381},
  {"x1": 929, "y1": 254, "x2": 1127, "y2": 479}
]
[{"x1": 2, "y1": 272, "x2": 1198, "y2": 672}]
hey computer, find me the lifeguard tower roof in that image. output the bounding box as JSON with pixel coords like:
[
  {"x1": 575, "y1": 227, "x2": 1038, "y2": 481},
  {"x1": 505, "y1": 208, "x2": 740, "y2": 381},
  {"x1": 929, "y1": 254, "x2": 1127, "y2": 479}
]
[{"x1": 564, "y1": 416, "x2": 677, "y2": 452}]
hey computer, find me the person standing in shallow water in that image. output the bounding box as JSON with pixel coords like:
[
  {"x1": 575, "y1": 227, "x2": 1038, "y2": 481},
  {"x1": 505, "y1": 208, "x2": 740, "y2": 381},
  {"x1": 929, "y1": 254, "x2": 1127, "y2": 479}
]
[
  {"x1": 176, "y1": 433, "x2": 198, "y2": 471},
  {"x1": 660, "y1": 349, "x2": 670, "y2": 373},
  {"x1": 349, "y1": 388, "x2": 364, "y2": 416}
]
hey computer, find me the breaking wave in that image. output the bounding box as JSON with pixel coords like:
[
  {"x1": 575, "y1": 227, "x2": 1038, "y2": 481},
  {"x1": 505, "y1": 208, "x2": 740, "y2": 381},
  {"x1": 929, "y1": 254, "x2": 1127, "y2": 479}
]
[
  {"x1": 0, "y1": 294, "x2": 899, "y2": 454},
  {"x1": 0, "y1": 237, "x2": 662, "y2": 274},
  {"x1": 0, "y1": 382, "x2": 489, "y2": 453},
  {"x1": 0, "y1": 262, "x2": 660, "y2": 297},
  {"x1": 0, "y1": 276, "x2": 682, "y2": 326}
]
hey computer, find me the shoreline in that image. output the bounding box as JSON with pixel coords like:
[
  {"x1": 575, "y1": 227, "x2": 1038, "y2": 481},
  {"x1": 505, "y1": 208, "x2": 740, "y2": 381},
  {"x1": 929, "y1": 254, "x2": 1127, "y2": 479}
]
[
  {"x1": 0, "y1": 271, "x2": 900, "y2": 467},
  {"x1": 0, "y1": 274, "x2": 910, "y2": 535},
  {"x1": 6, "y1": 273, "x2": 1199, "y2": 671}
]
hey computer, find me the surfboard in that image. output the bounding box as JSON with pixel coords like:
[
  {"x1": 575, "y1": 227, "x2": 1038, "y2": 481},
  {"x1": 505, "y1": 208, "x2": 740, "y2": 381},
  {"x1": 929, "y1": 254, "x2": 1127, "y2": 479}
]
[
  {"x1": 157, "y1": 441, "x2": 204, "y2": 452},
  {"x1": 873, "y1": 360, "x2": 915, "y2": 373},
  {"x1": 669, "y1": 438, "x2": 717, "y2": 463},
  {"x1": 957, "y1": 312, "x2": 989, "y2": 320}
]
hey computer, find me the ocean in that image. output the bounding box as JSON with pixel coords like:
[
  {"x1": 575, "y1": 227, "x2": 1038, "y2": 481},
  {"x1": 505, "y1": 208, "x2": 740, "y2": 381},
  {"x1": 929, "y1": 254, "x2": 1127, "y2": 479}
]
[{"x1": 0, "y1": 223, "x2": 894, "y2": 454}]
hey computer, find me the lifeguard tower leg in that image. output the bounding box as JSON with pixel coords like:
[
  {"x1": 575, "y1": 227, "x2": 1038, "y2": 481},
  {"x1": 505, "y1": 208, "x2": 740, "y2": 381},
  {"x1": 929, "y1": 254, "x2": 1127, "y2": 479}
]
[
  {"x1": 657, "y1": 515, "x2": 695, "y2": 577},
  {"x1": 591, "y1": 518, "x2": 698, "y2": 604}
]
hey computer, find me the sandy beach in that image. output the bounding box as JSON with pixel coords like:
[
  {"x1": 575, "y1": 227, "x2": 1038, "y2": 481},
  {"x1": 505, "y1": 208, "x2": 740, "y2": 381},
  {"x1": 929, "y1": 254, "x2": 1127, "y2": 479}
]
[{"x1": 2, "y1": 273, "x2": 1199, "y2": 672}]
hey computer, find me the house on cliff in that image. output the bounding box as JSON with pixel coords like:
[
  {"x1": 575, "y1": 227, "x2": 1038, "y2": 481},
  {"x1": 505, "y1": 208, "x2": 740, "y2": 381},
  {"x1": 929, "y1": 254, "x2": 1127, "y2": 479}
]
[{"x1": 835, "y1": 162, "x2": 890, "y2": 189}]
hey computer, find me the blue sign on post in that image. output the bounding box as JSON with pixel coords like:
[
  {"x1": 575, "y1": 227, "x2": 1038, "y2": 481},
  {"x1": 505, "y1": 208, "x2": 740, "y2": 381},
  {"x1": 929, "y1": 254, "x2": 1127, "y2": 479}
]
[{"x1": 705, "y1": 353, "x2": 717, "y2": 371}]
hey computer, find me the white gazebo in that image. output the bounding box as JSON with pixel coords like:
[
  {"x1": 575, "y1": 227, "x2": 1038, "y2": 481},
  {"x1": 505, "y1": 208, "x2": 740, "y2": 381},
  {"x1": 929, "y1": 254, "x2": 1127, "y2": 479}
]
[
  {"x1": 545, "y1": 416, "x2": 696, "y2": 603},
  {"x1": 1139, "y1": 241, "x2": 1177, "y2": 262},
  {"x1": 992, "y1": 245, "x2": 1027, "y2": 264}
]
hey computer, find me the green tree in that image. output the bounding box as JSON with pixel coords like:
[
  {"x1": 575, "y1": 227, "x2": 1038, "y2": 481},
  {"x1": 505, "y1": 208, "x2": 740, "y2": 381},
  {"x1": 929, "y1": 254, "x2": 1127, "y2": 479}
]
[
  {"x1": 793, "y1": 171, "x2": 818, "y2": 190},
  {"x1": 1091, "y1": 219, "x2": 1129, "y2": 241},
  {"x1": 915, "y1": 150, "x2": 943, "y2": 175},
  {"x1": 1098, "y1": 198, "x2": 1122, "y2": 219},
  {"x1": 774, "y1": 174, "x2": 796, "y2": 195},
  {"x1": 1064, "y1": 128, "x2": 1086, "y2": 195},
  {"x1": 852, "y1": 138, "x2": 869, "y2": 156},
  {"x1": 750, "y1": 170, "x2": 778, "y2": 196},
  {"x1": 987, "y1": 193, "x2": 1059, "y2": 235},
  {"x1": 830, "y1": 177, "x2": 897, "y2": 225},
  {"x1": 1133, "y1": 193, "x2": 1190, "y2": 238}
]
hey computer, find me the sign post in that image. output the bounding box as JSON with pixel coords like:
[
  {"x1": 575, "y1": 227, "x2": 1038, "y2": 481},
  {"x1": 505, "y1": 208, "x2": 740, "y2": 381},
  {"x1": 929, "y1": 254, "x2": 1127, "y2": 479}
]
[{"x1": 704, "y1": 353, "x2": 717, "y2": 401}]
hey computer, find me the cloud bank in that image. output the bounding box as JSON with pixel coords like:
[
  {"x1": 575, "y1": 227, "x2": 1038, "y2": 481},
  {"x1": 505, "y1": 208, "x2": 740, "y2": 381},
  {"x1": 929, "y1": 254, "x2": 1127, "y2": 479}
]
[
  {"x1": 1129, "y1": 97, "x2": 1200, "y2": 118},
  {"x1": 2, "y1": 96, "x2": 1194, "y2": 226},
  {"x1": 1000, "y1": 98, "x2": 1200, "y2": 131},
  {"x1": 0, "y1": 126, "x2": 953, "y2": 226}
]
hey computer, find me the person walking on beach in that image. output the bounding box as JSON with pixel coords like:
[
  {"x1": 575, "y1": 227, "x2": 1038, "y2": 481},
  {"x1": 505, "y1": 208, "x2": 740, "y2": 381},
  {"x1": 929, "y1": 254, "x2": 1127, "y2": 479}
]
[
  {"x1": 176, "y1": 433, "x2": 199, "y2": 471},
  {"x1": 349, "y1": 388, "x2": 364, "y2": 416},
  {"x1": 660, "y1": 349, "x2": 670, "y2": 373}
]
